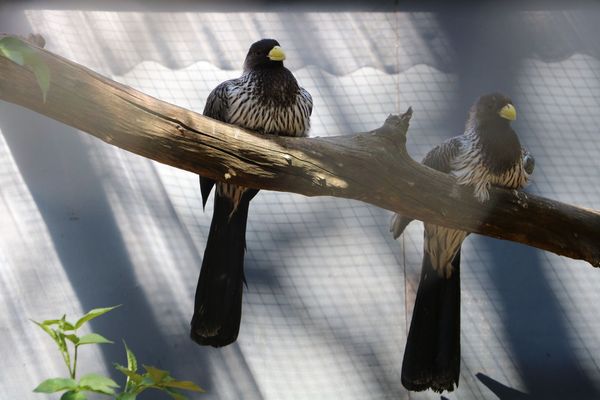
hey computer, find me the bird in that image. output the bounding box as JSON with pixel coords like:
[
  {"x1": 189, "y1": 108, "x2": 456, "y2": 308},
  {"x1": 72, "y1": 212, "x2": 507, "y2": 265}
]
[
  {"x1": 390, "y1": 93, "x2": 534, "y2": 393},
  {"x1": 190, "y1": 39, "x2": 313, "y2": 347}
]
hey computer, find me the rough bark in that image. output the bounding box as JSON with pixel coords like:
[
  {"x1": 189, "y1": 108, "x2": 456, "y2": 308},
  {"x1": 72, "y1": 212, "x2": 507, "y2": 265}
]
[{"x1": 0, "y1": 34, "x2": 598, "y2": 267}]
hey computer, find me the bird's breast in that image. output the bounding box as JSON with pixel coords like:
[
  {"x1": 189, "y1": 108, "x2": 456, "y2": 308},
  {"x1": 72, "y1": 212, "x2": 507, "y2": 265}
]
[
  {"x1": 226, "y1": 87, "x2": 310, "y2": 137},
  {"x1": 451, "y1": 136, "x2": 528, "y2": 201},
  {"x1": 487, "y1": 161, "x2": 528, "y2": 190}
]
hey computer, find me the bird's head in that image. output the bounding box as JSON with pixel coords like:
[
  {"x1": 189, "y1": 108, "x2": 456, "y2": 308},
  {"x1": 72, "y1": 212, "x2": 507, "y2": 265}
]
[
  {"x1": 469, "y1": 92, "x2": 517, "y2": 129},
  {"x1": 243, "y1": 39, "x2": 286, "y2": 71}
]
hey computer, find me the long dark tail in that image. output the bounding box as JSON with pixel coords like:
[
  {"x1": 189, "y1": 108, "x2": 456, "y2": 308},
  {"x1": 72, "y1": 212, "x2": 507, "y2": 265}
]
[
  {"x1": 190, "y1": 188, "x2": 257, "y2": 347},
  {"x1": 401, "y1": 249, "x2": 461, "y2": 393}
]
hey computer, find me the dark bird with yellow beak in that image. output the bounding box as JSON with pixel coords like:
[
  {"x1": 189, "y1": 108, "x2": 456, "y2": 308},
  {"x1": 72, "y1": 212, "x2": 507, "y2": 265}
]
[
  {"x1": 391, "y1": 93, "x2": 533, "y2": 392},
  {"x1": 191, "y1": 39, "x2": 312, "y2": 347}
]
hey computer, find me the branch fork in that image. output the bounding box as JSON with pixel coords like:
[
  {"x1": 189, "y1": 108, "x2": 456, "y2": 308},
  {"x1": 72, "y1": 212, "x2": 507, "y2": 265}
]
[{"x1": 0, "y1": 34, "x2": 598, "y2": 267}]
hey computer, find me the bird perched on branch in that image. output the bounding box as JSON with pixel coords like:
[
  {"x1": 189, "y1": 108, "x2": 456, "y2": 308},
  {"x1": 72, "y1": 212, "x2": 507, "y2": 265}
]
[
  {"x1": 391, "y1": 93, "x2": 534, "y2": 392},
  {"x1": 190, "y1": 39, "x2": 312, "y2": 347}
]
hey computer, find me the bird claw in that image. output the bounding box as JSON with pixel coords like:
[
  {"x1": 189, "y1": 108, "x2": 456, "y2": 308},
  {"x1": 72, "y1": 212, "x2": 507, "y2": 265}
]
[{"x1": 514, "y1": 190, "x2": 529, "y2": 208}]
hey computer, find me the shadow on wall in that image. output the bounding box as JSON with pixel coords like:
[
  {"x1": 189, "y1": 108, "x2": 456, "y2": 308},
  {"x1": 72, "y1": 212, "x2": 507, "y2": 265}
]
[
  {"x1": 246, "y1": 201, "x2": 406, "y2": 398},
  {"x1": 0, "y1": 104, "x2": 228, "y2": 396},
  {"x1": 482, "y1": 238, "x2": 600, "y2": 399}
]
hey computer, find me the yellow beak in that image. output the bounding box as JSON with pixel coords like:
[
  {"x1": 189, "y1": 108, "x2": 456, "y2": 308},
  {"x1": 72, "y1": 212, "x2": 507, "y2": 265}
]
[
  {"x1": 268, "y1": 46, "x2": 286, "y2": 61},
  {"x1": 499, "y1": 103, "x2": 517, "y2": 121}
]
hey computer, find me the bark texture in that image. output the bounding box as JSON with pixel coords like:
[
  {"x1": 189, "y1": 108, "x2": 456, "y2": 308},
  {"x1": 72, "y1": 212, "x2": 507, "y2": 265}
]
[{"x1": 0, "y1": 34, "x2": 598, "y2": 267}]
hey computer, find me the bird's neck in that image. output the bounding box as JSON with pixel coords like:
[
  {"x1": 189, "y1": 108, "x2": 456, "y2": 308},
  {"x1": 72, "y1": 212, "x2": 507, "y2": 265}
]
[
  {"x1": 474, "y1": 119, "x2": 522, "y2": 174},
  {"x1": 244, "y1": 67, "x2": 299, "y2": 106}
]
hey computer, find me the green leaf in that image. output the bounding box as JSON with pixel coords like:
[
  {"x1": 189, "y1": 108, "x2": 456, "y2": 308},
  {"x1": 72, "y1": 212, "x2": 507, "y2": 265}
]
[
  {"x1": 124, "y1": 341, "x2": 138, "y2": 372},
  {"x1": 32, "y1": 320, "x2": 59, "y2": 342},
  {"x1": 77, "y1": 333, "x2": 113, "y2": 346},
  {"x1": 163, "y1": 388, "x2": 188, "y2": 400},
  {"x1": 61, "y1": 390, "x2": 87, "y2": 400},
  {"x1": 162, "y1": 380, "x2": 204, "y2": 392},
  {"x1": 75, "y1": 305, "x2": 120, "y2": 329},
  {"x1": 41, "y1": 319, "x2": 62, "y2": 326},
  {"x1": 78, "y1": 373, "x2": 119, "y2": 395},
  {"x1": 143, "y1": 365, "x2": 169, "y2": 384},
  {"x1": 32, "y1": 320, "x2": 72, "y2": 373},
  {"x1": 141, "y1": 375, "x2": 155, "y2": 386},
  {"x1": 57, "y1": 332, "x2": 68, "y2": 350},
  {"x1": 64, "y1": 334, "x2": 80, "y2": 345},
  {"x1": 115, "y1": 364, "x2": 144, "y2": 384},
  {"x1": 0, "y1": 37, "x2": 25, "y2": 65},
  {"x1": 116, "y1": 393, "x2": 137, "y2": 400},
  {"x1": 0, "y1": 36, "x2": 50, "y2": 102},
  {"x1": 33, "y1": 377, "x2": 77, "y2": 393},
  {"x1": 119, "y1": 341, "x2": 139, "y2": 392},
  {"x1": 59, "y1": 315, "x2": 76, "y2": 331},
  {"x1": 30, "y1": 58, "x2": 50, "y2": 102},
  {"x1": 57, "y1": 332, "x2": 71, "y2": 369}
]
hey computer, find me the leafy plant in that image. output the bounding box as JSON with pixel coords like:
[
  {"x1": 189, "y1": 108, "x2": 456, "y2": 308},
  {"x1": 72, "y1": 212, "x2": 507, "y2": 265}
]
[
  {"x1": 32, "y1": 306, "x2": 204, "y2": 399},
  {"x1": 114, "y1": 343, "x2": 203, "y2": 400}
]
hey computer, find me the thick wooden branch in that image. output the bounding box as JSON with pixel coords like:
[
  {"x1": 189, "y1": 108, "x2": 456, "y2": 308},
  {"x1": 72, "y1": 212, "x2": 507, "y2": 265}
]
[{"x1": 0, "y1": 35, "x2": 599, "y2": 267}]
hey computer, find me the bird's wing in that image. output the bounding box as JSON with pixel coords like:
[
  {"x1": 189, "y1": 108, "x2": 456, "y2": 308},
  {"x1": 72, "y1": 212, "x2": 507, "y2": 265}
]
[
  {"x1": 522, "y1": 147, "x2": 535, "y2": 176},
  {"x1": 422, "y1": 136, "x2": 462, "y2": 173},
  {"x1": 300, "y1": 87, "x2": 313, "y2": 117},
  {"x1": 203, "y1": 80, "x2": 231, "y2": 122},
  {"x1": 391, "y1": 136, "x2": 462, "y2": 239},
  {"x1": 199, "y1": 81, "x2": 232, "y2": 208}
]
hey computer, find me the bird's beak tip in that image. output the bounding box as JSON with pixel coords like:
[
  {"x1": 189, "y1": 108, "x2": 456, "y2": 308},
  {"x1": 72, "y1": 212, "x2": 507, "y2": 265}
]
[
  {"x1": 499, "y1": 103, "x2": 517, "y2": 121},
  {"x1": 268, "y1": 46, "x2": 286, "y2": 61}
]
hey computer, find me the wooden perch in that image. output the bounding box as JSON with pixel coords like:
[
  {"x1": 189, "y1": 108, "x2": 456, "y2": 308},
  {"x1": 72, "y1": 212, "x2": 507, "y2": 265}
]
[{"x1": 0, "y1": 34, "x2": 598, "y2": 267}]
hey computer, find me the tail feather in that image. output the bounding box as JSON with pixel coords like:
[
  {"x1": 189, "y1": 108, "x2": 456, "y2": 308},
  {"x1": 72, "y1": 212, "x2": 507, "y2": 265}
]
[
  {"x1": 199, "y1": 176, "x2": 215, "y2": 209},
  {"x1": 390, "y1": 213, "x2": 413, "y2": 239},
  {"x1": 402, "y1": 249, "x2": 461, "y2": 393},
  {"x1": 190, "y1": 189, "x2": 255, "y2": 347}
]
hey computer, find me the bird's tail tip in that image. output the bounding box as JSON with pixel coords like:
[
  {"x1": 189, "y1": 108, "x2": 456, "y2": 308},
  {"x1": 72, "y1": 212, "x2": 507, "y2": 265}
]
[
  {"x1": 190, "y1": 316, "x2": 238, "y2": 348},
  {"x1": 401, "y1": 251, "x2": 461, "y2": 394},
  {"x1": 401, "y1": 373, "x2": 458, "y2": 394}
]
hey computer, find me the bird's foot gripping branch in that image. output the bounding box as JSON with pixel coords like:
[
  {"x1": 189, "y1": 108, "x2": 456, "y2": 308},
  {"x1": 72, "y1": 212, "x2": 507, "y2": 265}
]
[{"x1": 0, "y1": 34, "x2": 598, "y2": 267}]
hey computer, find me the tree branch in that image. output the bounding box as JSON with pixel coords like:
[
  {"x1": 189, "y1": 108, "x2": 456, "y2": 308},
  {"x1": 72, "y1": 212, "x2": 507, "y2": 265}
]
[{"x1": 0, "y1": 34, "x2": 598, "y2": 267}]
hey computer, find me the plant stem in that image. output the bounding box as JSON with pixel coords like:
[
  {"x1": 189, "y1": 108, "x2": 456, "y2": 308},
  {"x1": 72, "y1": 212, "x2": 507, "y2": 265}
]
[
  {"x1": 66, "y1": 359, "x2": 73, "y2": 379},
  {"x1": 62, "y1": 343, "x2": 73, "y2": 378},
  {"x1": 72, "y1": 345, "x2": 78, "y2": 380}
]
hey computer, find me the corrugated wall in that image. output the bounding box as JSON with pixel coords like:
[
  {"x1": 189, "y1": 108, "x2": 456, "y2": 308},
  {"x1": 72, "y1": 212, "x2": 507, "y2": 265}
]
[{"x1": 1, "y1": 3, "x2": 599, "y2": 399}]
